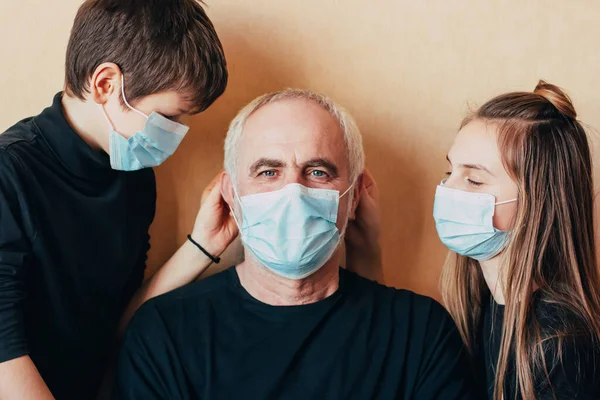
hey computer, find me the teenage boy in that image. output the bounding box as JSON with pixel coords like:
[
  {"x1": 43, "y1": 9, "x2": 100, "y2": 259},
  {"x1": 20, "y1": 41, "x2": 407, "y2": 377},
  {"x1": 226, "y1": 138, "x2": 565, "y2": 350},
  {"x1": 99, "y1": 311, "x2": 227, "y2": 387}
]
[{"x1": 0, "y1": 1, "x2": 233, "y2": 398}]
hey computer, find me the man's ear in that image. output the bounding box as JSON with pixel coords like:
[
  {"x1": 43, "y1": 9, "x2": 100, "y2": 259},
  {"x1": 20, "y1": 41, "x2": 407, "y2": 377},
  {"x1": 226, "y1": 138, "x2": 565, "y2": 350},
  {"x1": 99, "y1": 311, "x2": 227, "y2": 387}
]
[
  {"x1": 89, "y1": 62, "x2": 122, "y2": 105},
  {"x1": 221, "y1": 171, "x2": 235, "y2": 210},
  {"x1": 348, "y1": 173, "x2": 364, "y2": 221}
]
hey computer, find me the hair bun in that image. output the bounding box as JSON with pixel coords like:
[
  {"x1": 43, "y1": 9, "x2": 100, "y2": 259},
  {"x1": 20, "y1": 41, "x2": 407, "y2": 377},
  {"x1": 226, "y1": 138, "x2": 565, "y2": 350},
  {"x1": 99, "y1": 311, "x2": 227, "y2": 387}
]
[{"x1": 533, "y1": 80, "x2": 577, "y2": 119}]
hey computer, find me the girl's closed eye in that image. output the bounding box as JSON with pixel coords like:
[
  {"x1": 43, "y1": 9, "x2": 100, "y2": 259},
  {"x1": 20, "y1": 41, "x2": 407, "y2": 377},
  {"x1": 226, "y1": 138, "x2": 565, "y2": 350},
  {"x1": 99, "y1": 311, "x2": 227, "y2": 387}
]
[{"x1": 467, "y1": 178, "x2": 483, "y2": 187}]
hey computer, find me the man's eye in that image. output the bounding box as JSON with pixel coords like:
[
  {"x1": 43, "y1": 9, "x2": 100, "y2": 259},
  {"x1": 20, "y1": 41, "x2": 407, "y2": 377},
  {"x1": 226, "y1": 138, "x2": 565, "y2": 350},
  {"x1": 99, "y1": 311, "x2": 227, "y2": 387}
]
[
  {"x1": 260, "y1": 170, "x2": 276, "y2": 177},
  {"x1": 310, "y1": 170, "x2": 327, "y2": 177}
]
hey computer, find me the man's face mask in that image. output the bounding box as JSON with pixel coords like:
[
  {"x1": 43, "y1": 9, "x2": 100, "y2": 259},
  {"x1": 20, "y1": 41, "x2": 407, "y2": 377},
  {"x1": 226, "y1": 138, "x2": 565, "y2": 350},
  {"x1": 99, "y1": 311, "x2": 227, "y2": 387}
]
[
  {"x1": 433, "y1": 180, "x2": 517, "y2": 261},
  {"x1": 100, "y1": 76, "x2": 189, "y2": 171},
  {"x1": 232, "y1": 183, "x2": 353, "y2": 280}
]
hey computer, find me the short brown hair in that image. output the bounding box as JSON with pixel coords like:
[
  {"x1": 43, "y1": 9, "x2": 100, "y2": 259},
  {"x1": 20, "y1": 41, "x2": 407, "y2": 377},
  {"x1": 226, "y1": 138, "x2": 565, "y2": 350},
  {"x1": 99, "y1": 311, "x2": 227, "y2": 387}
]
[{"x1": 64, "y1": 0, "x2": 227, "y2": 114}]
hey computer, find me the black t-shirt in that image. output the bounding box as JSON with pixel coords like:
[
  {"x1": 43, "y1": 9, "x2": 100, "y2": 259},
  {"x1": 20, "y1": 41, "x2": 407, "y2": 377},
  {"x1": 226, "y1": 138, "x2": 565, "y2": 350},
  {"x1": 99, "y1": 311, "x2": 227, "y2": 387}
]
[
  {"x1": 476, "y1": 293, "x2": 600, "y2": 399},
  {"x1": 0, "y1": 93, "x2": 156, "y2": 399},
  {"x1": 115, "y1": 267, "x2": 475, "y2": 400}
]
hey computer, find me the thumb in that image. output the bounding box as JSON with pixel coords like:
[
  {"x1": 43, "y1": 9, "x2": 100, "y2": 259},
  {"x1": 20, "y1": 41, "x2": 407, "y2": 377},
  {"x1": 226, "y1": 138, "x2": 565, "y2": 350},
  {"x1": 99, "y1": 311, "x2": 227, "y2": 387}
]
[
  {"x1": 202, "y1": 177, "x2": 225, "y2": 215},
  {"x1": 201, "y1": 170, "x2": 225, "y2": 206}
]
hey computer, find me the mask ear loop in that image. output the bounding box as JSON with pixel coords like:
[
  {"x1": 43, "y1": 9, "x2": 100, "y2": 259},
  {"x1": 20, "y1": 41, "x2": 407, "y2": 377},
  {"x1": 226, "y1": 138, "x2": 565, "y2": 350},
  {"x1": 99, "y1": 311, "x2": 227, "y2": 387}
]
[
  {"x1": 230, "y1": 185, "x2": 244, "y2": 232},
  {"x1": 120, "y1": 75, "x2": 149, "y2": 119},
  {"x1": 339, "y1": 184, "x2": 354, "y2": 199},
  {"x1": 337, "y1": 183, "x2": 357, "y2": 238},
  {"x1": 495, "y1": 198, "x2": 518, "y2": 206},
  {"x1": 99, "y1": 104, "x2": 116, "y2": 131},
  {"x1": 99, "y1": 74, "x2": 148, "y2": 132}
]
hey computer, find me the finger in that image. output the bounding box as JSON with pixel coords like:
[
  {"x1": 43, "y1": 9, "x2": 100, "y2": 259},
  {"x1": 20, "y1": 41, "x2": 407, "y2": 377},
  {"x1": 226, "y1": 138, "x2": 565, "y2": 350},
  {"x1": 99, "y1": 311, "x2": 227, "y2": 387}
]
[
  {"x1": 343, "y1": 222, "x2": 360, "y2": 244},
  {"x1": 227, "y1": 213, "x2": 240, "y2": 235},
  {"x1": 201, "y1": 170, "x2": 225, "y2": 206},
  {"x1": 357, "y1": 185, "x2": 375, "y2": 211},
  {"x1": 353, "y1": 187, "x2": 380, "y2": 232},
  {"x1": 361, "y1": 168, "x2": 373, "y2": 188},
  {"x1": 361, "y1": 169, "x2": 379, "y2": 202},
  {"x1": 202, "y1": 176, "x2": 226, "y2": 213}
]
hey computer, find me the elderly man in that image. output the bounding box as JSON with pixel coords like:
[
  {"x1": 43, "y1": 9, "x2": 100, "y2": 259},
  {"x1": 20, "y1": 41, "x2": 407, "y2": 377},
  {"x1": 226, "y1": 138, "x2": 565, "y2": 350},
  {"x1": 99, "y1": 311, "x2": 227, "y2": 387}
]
[{"x1": 114, "y1": 90, "x2": 475, "y2": 399}]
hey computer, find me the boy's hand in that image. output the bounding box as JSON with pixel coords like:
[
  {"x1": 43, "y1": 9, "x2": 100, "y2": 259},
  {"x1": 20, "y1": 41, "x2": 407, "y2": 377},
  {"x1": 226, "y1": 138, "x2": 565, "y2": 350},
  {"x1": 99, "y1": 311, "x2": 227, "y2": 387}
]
[{"x1": 192, "y1": 170, "x2": 238, "y2": 257}]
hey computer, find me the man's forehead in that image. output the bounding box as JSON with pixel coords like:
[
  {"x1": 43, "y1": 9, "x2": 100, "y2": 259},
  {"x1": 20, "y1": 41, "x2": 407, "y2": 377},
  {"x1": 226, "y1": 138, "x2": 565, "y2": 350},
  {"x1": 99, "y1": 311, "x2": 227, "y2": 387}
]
[
  {"x1": 231, "y1": 98, "x2": 351, "y2": 178},
  {"x1": 238, "y1": 133, "x2": 346, "y2": 168},
  {"x1": 241, "y1": 100, "x2": 344, "y2": 149},
  {"x1": 244, "y1": 99, "x2": 340, "y2": 133},
  {"x1": 243, "y1": 143, "x2": 336, "y2": 166}
]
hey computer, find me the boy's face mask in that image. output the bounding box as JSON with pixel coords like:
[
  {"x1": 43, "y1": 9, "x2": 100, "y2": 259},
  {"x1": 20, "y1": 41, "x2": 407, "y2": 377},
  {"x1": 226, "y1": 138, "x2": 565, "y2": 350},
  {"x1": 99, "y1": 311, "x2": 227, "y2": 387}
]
[{"x1": 100, "y1": 75, "x2": 189, "y2": 171}]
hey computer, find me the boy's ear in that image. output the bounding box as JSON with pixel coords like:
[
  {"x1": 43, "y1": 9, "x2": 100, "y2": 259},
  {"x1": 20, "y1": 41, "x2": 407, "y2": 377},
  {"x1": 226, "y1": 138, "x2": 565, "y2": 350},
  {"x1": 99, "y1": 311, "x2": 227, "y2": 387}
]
[{"x1": 89, "y1": 62, "x2": 122, "y2": 105}]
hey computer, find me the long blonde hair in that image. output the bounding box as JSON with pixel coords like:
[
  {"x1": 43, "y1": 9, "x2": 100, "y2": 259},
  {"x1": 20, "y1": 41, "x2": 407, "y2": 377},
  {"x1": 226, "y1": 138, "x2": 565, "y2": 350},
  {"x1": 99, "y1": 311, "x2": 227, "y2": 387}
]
[{"x1": 440, "y1": 81, "x2": 600, "y2": 400}]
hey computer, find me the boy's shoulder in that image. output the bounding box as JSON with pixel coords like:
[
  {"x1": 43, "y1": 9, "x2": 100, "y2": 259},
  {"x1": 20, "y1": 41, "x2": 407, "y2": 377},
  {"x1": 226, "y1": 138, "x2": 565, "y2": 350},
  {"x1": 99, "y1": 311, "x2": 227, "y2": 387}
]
[
  {"x1": 0, "y1": 116, "x2": 43, "y2": 181},
  {"x1": 0, "y1": 116, "x2": 39, "y2": 153}
]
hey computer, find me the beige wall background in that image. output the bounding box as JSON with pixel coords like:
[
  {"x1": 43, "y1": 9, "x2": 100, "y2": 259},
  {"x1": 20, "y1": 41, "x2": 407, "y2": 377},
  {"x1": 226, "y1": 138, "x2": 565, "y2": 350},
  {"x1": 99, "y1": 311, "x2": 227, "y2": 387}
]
[{"x1": 1, "y1": 0, "x2": 599, "y2": 301}]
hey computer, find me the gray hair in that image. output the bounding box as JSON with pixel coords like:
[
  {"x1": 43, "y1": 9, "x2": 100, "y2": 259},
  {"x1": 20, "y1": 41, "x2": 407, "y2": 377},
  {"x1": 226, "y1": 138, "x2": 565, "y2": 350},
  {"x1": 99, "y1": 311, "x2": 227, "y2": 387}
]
[{"x1": 223, "y1": 89, "x2": 365, "y2": 188}]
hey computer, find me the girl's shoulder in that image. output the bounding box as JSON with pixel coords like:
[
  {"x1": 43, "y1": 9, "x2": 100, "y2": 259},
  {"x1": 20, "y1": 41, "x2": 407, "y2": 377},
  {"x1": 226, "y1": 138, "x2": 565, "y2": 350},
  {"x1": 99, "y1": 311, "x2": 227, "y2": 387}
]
[{"x1": 530, "y1": 291, "x2": 600, "y2": 398}]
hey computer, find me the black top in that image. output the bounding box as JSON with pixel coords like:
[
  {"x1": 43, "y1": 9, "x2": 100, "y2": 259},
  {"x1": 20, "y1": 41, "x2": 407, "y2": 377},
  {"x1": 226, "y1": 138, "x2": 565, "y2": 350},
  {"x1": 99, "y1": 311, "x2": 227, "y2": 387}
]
[
  {"x1": 115, "y1": 267, "x2": 475, "y2": 400},
  {"x1": 0, "y1": 93, "x2": 156, "y2": 399},
  {"x1": 476, "y1": 293, "x2": 600, "y2": 399}
]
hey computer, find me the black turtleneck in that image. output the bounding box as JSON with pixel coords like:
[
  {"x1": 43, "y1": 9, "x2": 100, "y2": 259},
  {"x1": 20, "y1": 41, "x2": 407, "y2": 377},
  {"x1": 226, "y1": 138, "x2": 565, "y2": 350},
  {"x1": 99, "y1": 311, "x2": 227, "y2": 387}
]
[{"x1": 0, "y1": 93, "x2": 156, "y2": 399}]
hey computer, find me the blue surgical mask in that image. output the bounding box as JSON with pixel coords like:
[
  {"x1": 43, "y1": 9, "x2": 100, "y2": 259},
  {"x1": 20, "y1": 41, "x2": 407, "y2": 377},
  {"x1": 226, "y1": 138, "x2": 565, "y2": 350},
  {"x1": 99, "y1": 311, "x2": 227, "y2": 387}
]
[
  {"x1": 101, "y1": 76, "x2": 189, "y2": 171},
  {"x1": 433, "y1": 182, "x2": 517, "y2": 261},
  {"x1": 233, "y1": 183, "x2": 352, "y2": 280}
]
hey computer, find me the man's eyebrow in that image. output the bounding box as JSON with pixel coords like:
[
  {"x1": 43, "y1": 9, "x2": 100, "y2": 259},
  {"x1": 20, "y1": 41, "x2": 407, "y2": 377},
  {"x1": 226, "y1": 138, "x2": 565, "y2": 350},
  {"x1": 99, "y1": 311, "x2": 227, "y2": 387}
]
[
  {"x1": 249, "y1": 158, "x2": 286, "y2": 175},
  {"x1": 447, "y1": 155, "x2": 494, "y2": 177},
  {"x1": 302, "y1": 158, "x2": 339, "y2": 176}
]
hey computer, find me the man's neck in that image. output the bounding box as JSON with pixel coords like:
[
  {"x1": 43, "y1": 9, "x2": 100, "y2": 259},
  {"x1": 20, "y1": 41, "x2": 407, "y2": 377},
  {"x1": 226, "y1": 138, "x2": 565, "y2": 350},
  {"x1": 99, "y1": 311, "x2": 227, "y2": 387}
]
[
  {"x1": 61, "y1": 94, "x2": 109, "y2": 153},
  {"x1": 236, "y1": 254, "x2": 341, "y2": 306},
  {"x1": 479, "y1": 255, "x2": 506, "y2": 305}
]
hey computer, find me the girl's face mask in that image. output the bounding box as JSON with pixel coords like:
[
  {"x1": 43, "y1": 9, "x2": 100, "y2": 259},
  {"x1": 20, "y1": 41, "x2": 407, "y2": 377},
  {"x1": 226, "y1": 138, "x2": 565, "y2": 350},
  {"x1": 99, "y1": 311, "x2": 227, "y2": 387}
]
[{"x1": 433, "y1": 180, "x2": 517, "y2": 261}]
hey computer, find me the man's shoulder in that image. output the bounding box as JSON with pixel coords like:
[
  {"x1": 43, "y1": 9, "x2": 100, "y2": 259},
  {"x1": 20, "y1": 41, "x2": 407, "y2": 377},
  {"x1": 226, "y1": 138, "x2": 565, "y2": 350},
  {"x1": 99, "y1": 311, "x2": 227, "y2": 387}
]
[
  {"x1": 344, "y1": 269, "x2": 452, "y2": 325},
  {"x1": 344, "y1": 269, "x2": 443, "y2": 306},
  {"x1": 136, "y1": 267, "x2": 236, "y2": 322}
]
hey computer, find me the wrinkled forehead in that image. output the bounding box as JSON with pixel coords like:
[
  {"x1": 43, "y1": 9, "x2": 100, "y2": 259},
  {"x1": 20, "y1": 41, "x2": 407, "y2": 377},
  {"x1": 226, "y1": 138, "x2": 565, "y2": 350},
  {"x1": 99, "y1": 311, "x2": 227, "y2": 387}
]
[{"x1": 237, "y1": 98, "x2": 350, "y2": 175}]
